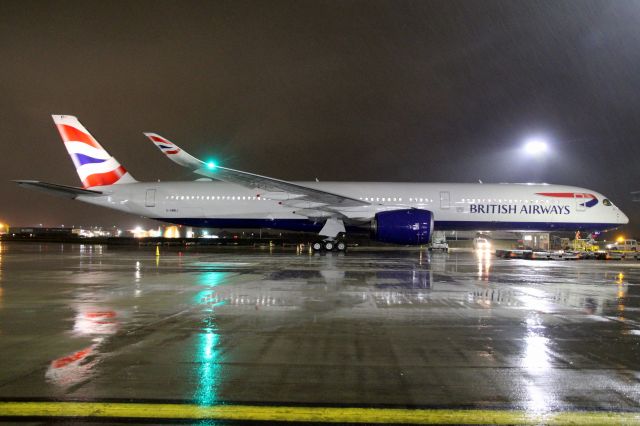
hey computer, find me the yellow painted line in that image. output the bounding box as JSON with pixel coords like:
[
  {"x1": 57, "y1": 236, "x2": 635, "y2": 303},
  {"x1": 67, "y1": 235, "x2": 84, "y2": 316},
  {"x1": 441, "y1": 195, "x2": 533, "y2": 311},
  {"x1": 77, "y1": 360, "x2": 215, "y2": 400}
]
[{"x1": 0, "y1": 402, "x2": 639, "y2": 425}]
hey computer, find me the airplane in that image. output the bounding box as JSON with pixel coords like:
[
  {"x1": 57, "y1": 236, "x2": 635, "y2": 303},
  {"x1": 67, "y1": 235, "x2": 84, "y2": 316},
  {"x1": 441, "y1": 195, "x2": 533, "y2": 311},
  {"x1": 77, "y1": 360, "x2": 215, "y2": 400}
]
[{"x1": 14, "y1": 115, "x2": 629, "y2": 251}]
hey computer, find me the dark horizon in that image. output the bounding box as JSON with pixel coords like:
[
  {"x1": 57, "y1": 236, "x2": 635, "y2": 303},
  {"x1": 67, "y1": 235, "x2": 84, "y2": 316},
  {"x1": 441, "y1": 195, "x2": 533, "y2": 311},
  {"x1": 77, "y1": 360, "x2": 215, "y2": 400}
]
[{"x1": 1, "y1": 1, "x2": 638, "y2": 236}]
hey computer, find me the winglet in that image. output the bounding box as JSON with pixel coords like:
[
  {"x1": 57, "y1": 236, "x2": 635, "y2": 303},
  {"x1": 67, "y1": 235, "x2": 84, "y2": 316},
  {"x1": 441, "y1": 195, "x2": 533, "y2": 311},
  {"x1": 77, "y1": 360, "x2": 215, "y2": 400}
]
[{"x1": 143, "y1": 133, "x2": 203, "y2": 169}]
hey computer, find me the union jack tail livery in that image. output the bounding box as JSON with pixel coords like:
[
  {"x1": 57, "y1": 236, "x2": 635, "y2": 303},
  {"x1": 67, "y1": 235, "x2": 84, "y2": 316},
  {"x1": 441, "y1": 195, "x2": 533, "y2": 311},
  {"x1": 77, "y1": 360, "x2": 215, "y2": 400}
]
[{"x1": 53, "y1": 115, "x2": 136, "y2": 188}]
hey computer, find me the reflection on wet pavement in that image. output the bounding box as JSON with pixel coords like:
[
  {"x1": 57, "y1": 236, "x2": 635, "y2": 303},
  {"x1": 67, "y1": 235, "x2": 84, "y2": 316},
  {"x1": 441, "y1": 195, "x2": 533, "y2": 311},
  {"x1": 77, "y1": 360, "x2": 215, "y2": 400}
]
[
  {"x1": 0, "y1": 243, "x2": 638, "y2": 415},
  {"x1": 0, "y1": 242, "x2": 3, "y2": 309}
]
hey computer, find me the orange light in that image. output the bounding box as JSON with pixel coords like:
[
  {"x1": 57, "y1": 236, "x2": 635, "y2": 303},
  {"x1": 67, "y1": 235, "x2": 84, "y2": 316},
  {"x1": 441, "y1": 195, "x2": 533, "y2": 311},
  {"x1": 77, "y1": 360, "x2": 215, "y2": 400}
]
[
  {"x1": 616, "y1": 236, "x2": 625, "y2": 243},
  {"x1": 164, "y1": 226, "x2": 180, "y2": 238}
]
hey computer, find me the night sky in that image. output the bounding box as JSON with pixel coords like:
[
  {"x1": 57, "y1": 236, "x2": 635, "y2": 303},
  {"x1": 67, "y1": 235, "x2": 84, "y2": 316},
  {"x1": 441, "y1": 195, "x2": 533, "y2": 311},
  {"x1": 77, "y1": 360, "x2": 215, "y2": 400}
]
[{"x1": 1, "y1": 1, "x2": 639, "y2": 236}]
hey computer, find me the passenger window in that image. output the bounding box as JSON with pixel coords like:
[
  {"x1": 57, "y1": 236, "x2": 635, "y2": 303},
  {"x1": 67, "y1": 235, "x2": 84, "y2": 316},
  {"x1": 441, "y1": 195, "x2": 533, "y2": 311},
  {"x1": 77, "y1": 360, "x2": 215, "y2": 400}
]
[{"x1": 603, "y1": 199, "x2": 612, "y2": 206}]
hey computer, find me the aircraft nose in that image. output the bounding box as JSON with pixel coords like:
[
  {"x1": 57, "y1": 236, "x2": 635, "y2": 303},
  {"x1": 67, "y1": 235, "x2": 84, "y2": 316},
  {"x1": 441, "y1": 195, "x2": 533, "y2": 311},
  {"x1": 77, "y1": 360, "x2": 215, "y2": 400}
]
[{"x1": 619, "y1": 210, "x2": 629, "y2": 225}]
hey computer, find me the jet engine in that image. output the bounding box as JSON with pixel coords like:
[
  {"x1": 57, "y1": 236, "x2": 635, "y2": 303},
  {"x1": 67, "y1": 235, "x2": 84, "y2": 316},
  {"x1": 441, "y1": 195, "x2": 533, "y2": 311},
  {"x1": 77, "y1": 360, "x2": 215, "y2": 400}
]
[{"x1": 371, "y1": 209, "x2": 434, "y2": 245}]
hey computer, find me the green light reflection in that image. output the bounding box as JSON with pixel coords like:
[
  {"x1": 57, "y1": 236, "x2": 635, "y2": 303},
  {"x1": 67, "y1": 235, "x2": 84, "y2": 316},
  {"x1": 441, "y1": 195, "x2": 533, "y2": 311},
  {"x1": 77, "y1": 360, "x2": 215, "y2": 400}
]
[
  {"x1": 194, "y1": 329, "x2": 221, "y2": 407},
  {"x1": 194, "y1": 272, "x2": 229, "y2": 304},
  {"x1": 193, "y1": 271, "x2": 227, "y2": 409}
]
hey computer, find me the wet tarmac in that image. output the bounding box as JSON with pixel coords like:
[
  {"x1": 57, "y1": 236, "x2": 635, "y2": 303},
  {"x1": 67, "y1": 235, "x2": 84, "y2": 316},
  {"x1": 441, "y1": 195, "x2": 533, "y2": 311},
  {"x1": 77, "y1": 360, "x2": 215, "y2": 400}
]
[{"x1": 0, "y1": 242, "x2": 639, "y2": 423}]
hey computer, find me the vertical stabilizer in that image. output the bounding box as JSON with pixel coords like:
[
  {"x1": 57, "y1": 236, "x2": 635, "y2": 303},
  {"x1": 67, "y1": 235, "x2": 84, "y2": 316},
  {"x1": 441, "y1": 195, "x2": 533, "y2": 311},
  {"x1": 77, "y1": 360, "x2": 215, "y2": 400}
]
[{"x1": 53, "y1": 115, "x2": 136, "y2": 188}]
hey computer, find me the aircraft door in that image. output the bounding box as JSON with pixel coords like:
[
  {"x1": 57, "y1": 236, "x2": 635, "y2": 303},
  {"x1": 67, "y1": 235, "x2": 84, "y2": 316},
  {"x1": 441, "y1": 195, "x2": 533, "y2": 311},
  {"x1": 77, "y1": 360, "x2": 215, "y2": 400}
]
[
  {"x1": 440, "y1": 191, "x2": 450, "y2": 209},
  {"x1": 145, "y1": 189, "x2": 156, "y2": 207},
  {"x1": 575, "y1": 193, "x2": 585, "y2": 212}
]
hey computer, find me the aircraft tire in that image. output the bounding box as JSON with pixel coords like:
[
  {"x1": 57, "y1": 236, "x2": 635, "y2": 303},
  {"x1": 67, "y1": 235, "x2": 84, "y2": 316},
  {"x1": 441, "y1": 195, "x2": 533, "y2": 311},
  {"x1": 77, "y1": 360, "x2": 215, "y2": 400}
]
[
  {"x1": 324, "y1": 241, "x2": 335, "y2": 251},
  {"x1": 336, "y1": 241, "x2": 347, "y2": 252},
  {"x1": 312, "y1": 242, "x2": 323, "y2": 252}
]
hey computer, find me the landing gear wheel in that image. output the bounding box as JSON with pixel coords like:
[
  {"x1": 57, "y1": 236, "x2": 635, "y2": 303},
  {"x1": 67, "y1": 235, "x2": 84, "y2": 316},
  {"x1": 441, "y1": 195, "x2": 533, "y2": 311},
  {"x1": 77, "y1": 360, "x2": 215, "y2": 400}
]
[
  {"x1": 312, "y1": 242, "x2": 323, "y2": 252},
  {"x1": 324, "y1": 241, "x2": 335, "y2": 251},
  {"x1": 336, "y1": 241, "x2": 347, "y2": 252}
]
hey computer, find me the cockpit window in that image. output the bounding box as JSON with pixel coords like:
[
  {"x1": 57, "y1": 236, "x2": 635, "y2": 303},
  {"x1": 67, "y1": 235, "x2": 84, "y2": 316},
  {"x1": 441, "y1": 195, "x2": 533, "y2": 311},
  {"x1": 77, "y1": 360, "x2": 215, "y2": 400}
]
[{"x1": 603, "y1": 199, "x2": 612, "y2": 206}]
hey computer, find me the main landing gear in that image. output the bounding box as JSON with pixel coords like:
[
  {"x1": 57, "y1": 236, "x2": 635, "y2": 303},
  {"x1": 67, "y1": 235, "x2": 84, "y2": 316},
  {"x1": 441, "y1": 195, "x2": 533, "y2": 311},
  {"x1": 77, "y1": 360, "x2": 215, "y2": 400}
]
[
  {"x1": 312, "y1": 218, "x2": 348, "y2": 252},
  {"x1": 312, "y1": 239, "x2": 347, "y2": 252}
]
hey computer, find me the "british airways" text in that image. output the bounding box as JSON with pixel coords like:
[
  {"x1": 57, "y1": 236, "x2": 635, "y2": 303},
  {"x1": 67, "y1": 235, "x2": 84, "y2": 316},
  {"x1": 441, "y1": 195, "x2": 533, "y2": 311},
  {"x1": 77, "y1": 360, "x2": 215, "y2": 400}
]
[{"x1": 469, "y1": 204, "x2": 571, "y2": 215}]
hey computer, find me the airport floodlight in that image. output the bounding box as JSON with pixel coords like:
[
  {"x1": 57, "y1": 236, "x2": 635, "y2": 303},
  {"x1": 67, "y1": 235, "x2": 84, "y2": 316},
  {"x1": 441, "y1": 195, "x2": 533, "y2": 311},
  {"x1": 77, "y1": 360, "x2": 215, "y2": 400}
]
[{"x1": 523, "y1": 137, "x2": 548, "y2": 156}]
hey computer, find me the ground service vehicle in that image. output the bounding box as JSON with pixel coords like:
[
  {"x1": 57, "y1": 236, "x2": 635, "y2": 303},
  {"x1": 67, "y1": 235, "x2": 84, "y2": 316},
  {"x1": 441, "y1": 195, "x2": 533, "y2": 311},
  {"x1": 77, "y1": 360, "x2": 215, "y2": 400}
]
[
  {"x1": 606, "y1": 239, "x2": 638, "y2": 251},
  {"x1": 429, "y1": 233, "x2": 449, "y2": 252}
]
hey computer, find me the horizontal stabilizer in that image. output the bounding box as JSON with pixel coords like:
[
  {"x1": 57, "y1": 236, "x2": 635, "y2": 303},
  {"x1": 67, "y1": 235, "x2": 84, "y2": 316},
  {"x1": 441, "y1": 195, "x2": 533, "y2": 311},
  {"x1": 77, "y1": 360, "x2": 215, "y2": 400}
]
[{"x1": 13, "y1": 180, "x2": 104, "y2": 199}]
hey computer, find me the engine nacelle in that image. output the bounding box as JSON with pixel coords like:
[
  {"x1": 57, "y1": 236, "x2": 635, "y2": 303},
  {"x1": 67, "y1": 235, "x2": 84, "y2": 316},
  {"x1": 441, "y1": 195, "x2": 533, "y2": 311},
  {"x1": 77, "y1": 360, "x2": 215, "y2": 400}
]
[{"x1": 372, "y1": 209, "x2": 434, "y2": 245}]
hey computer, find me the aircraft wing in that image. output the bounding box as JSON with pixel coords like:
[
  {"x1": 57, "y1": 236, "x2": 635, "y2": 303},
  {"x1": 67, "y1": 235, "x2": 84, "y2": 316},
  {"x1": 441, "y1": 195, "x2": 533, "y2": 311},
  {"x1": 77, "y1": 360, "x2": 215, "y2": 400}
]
[
  {"x1": 13, "y1": 180, "x2": 104, "y2": 199},
  {"x1": 144, "y1": 133, "x2": 369, "y2": 209}
]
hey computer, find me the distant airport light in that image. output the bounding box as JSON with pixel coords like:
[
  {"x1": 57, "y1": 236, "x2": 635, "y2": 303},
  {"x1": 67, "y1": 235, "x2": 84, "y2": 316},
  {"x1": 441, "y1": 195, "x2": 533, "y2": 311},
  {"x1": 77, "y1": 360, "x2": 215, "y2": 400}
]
[
  {"x1": 616, "y1": 236, "x2": 625, "y2": 243},
  {"x1": 523, "y1": 137, "x2": 549, "y2": 156},
  {"x1": 164, "y1": 226, "x2": 180, "y2": 238},
  {"x1": 131, "y1": 226, "x2": 145, "y2": 238}
]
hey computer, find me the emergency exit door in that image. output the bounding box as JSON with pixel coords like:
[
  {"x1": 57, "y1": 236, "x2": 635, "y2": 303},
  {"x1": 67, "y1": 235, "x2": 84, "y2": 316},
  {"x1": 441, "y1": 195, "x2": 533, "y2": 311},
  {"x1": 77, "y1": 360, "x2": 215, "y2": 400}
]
[
  {"x1": 440, "y1": 191, "x2": 450, "y2": 209},
  {"x1": 145, "y1": 189, "x2": 156, "y2": 207}
]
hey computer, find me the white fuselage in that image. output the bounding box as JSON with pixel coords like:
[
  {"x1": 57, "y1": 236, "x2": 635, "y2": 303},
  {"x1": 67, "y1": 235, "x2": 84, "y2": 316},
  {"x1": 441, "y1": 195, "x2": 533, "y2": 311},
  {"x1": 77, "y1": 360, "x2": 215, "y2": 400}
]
[{"x1": 78, "y1": 181, "x2": 627, "y2": 233}]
